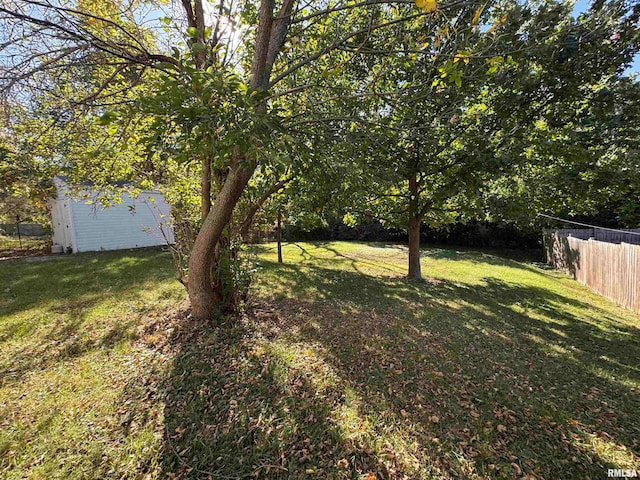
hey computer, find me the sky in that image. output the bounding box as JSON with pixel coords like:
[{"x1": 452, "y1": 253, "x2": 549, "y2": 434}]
[
  {"x1": 140, "y1": 0, "x2": 639, "y2": 75},
  {"x1": 573, "y1": 0, "x2": 639, "y2": 75}
]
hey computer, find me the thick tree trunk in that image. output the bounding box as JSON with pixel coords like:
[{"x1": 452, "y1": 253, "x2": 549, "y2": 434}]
[
  {"x1": 186, "y1": 0, "x2": 294, "y2": 322},
  {"x1": 408, "y1": 214, "x2": 422, "y2": 281},
  {"x1": 276, "y1": 210, "x2": 283, "y2": 263},
  {"x1": 187, "y1": 159, "x2": 254, "y2": 321}
]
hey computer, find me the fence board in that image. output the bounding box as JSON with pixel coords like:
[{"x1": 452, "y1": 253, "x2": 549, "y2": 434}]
[{"x1": 544, "y1": 231, "x2": 640, "y2": 313}]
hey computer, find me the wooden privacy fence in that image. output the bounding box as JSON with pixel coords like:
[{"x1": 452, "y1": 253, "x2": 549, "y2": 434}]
[
  {"x1": 549, "y1": 228, "x2": 640, "y2": 245},
  {"x1": 544, "y1": 230, "x2": 640, "y2": 313}
]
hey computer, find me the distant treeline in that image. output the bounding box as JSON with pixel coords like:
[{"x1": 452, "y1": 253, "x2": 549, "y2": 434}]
[{"x1": 282, "y1": 220, "x2": 542, "y2": 250}]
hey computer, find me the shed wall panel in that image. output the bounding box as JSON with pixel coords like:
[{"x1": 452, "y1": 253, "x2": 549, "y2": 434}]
[{"x1": 69, "y1": 191, "x2": 173, "y2": 253}]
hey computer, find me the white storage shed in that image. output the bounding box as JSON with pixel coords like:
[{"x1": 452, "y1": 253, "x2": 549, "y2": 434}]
[{"x1": 50, "y1": 176, "x2": 174, "y2": 253}]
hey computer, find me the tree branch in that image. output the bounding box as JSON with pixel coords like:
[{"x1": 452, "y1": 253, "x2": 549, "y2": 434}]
[{"x1": 239, "y1": 175, "x2": 292, "y2": 237}]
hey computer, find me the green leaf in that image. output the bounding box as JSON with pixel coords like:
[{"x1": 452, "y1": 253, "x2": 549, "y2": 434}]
[
  {"x1": 98, "y1": 112, "x2": 119, "y2": 125},
  {"x1": 191, "y1": 42, "x2": 207, "y2": 53}
]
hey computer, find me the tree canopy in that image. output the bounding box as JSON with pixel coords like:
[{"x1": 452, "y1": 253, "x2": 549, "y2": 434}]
[{"x1": 1, "y1": 0, "x2": 638, "y2": 319}]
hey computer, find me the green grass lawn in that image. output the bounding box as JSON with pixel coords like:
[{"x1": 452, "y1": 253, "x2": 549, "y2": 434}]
[
  {"x1": 0, "y1": 248, "x2": 183, "y2": 479},
  {"x1": 1, "y1": 242, "x2": 638, "y2": 479},
  {"x1": 0, "y1": 235, "x2": 49, "y2": 259}
]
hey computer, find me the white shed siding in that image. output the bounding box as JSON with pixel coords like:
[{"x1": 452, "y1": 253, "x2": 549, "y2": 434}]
[
  {"x1": 50, "y1": 177, "x2": 174, "y2": 253},
  {"x1": 69, "y1": 191, "x2": 173, "y2": 253}
]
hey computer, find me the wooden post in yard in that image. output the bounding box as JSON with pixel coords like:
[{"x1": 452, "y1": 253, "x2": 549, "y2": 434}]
[
  {"x1": 15, "y1": 215, "x2": 22, "y2": 248},
  {"x1": 277, "y1": 210, "x2": 283, "y2": 263}
]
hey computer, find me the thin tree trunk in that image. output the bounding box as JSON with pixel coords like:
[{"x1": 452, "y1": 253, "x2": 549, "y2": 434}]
[
  {"x1": 277, "y1": 209, "x2": 283, "y2": 263},
  {"x1": 408, "y1": 214, "x2": 422, "y2": 281},
  {"x1": 201, "y1": 155, "x2": 211, "y2": 219},
  {"x1": 239, "y1": 176, "x2": 291, "y2": 240},
  {"x1": 407, "y1": 161, "x2": 422, "y2": 281},
  {"x1": 189, "y1": 0, "x2": 210, "y2": 221},
  {"x1": 15, "y1": 215, "x2": 22, "y2": 249},
  {"x1": 239, "y1": 203, "x2": 261, "y2": 241}
]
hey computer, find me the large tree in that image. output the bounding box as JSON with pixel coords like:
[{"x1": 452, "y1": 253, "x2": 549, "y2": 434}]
[
  {"x1": 329, "y1": 0, "x2": 639, "y2": 279},
  {"x1": 0, "y1": 0, "x2": 455, "y2": 319},
  {"x1": 1, "y1": 0, "x2": 638, "y2": 315}
]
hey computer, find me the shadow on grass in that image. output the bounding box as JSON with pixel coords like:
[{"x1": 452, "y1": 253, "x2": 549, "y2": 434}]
[
  {"x1": 160, "y1": 253, "x2": 639, "y2": 479},
  {"x1": 160, "y1": 319, "x2": 395, "y2": 479}
]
